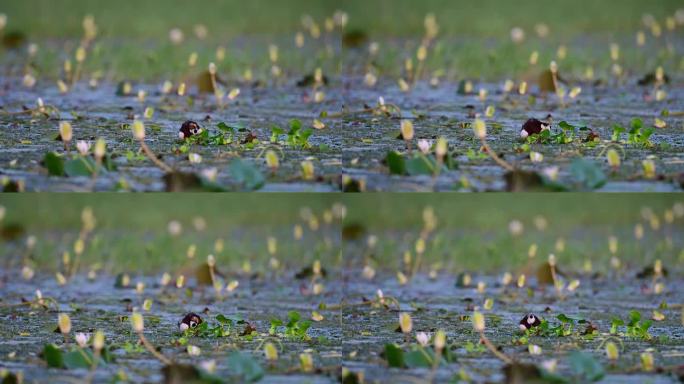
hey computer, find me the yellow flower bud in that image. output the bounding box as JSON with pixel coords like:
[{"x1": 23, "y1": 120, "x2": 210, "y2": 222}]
[
  {"x1": 75, "y1": 46, "x2": 86, "y2": 63},
  {"x1": 473, "y1": 119, "x2": 486, "y2": 139},
  {"x1": 605, "y1": 342, "x2": 619, "y2": 361},
  {"x1": 301, "y1": 161, "x2": 315, "y2": 180},
  {"x1": 400, "y1": 120, "x2": 414, "y2": 141},
  {"x1": 472, "y1": 311, "x2": 485, "y2": 332},
  {"x1": 132, "y1": 120, "x2": 145, "y2": 140},
  {"x1": 434, "y1": 330, "x2": 446, "y2": 350},
  {"x1": 93, "y1": 330, "x2": 105, "y2": 351},
  {"x1": 640, "y1": 352, "x2": 654, "y2": 371},
  {"x1": 131, "y1": 312, "x2": 144, "y2": 332},
  {"x1": 58, "y1": 313, "x2": 71, "y2": 334},
  {"x1": 59, "y1": 121, "x2": 73, "y2": 143},
  {"x1": 299, "y1": 353, "x2": 313, "y2": 372},
  {"x1": 399, "y1": 313, "x2": 413, "y2": 334},
  {"x1": 607, "y1": 149, "x2": 620, "y2": 168},
  {"x1": 264, "y1": 342, "x2": 278, "y2": 361}
]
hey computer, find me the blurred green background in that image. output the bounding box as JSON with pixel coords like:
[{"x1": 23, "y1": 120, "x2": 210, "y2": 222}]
[
  {"x1": 1, "y1": 0, "x2": 680, "y2": 38},
  {"x1": 0, "y1": 194, "x2": 342, "y2": 273},
  {"x1": 343, "y1": 194, "x2": 684, "y2": 273},
  {"x1": 2, "y1": 194, "x2": 682, "y2": 274},
  {"x1": 1, "y1": 0, "x2": 680, "y2": 80}
]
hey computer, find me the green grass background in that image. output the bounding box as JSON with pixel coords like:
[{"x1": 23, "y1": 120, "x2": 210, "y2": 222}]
[
  {"x1": 0, "y1": 194, "x2": 342, "y2": 273},
  {"x1": 1, "y1": 0, "x2": 680, "y2": 80},
  {"x1": 343, "y1": 194, "x2": 684, "y2": 273},
  {"x1": 1, "y1": 0, "x2": 680, "y2": 38},
  {"x1": 1, "y1": 194, "x2": 682, "y2": 274}
]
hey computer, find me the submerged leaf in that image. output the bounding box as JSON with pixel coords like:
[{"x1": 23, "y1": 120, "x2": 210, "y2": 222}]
[
  {"x1": 228, "y1": 159, "x2": 265, "y2": 191},
  {"x1": 568, "y1": 351, "x2": 604, "y2": 382},
  {"x1": 570, "y1": 159, "x2": 606, "y2": 190},
  {"x1": 226, "y1": 352, "x2": 264, "y2": 382}
]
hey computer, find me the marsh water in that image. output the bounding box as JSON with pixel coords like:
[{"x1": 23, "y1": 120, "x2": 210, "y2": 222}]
[
  {"x1": 0, "y1": 270, "x2": 343, "y2": 383},
  {"x1": 342, "y1": 270, "x2": 684, "y2": 383},
  {"x1": 1, "y1": 73, "x2": 682, "y2": 192},
  {"x1": 1, "y1": 268, "x2": 682, "y2": 383}
]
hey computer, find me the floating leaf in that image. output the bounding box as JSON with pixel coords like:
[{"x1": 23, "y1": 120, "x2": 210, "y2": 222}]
[
  {"x1": 404, "y1": 350, "x2": 433, "y2": 368},
  {"x1": 386, "y1": 151, "x2": 406, "y2": 175},
  {"x1": 383, "y1": 344, "x2": 405, "y2": 368},
  {"x1": 226, "y1": 352, "x2": 264, "y2": 382},
  {"x1": 42, "y1": 344, "x2": 64, "y2": 368},
  {"x1": 44, "y1": 152, "x2": 65, "y2": 176},
  {"x1": 63, "y1": 348, "x2": 100, "y2": 370},
  {"x1": 570, "y1": 159, "x2": 606, "y2": 190},
  {"x1": 228, "y1": 159, "x2": 265, "y2": 191},
  {"x1": 64, "y1": 157, "x2": 98, "y2": 177},
  {"x1": 568, "y1": 351, "x2": 604, "y2": 382},
  {"x1": 405, "y1": 155, "x2": 441, "y2": 176}
]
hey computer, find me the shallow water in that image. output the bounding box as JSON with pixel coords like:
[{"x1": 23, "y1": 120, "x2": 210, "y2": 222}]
[
  {"x1": 0, "y1": 80, "x2": 343, "y2": 192},
  {"x1": 1, "y1": 73, "x2": 682, "y2": 192},
  {"x1": 0, "y1": 271, "x2": 343, "y2": 383},
  {"x1": 341, "y1": 270, "x2": 684, "y2": 383},
  {"x1": 340, "y1": 78, "x2": 684, "y2": 192}
]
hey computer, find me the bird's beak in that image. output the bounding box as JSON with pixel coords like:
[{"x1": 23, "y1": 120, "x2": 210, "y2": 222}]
[
  {"x1": 178, "y1": 132, "x2": 185, "y2": 139},
  {"x1": 179, "y1": 323, "x2": 189, "y2": 331}
]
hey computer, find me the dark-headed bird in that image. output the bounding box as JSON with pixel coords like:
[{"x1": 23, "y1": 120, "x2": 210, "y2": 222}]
[
  {"x1": 179, "y1": 121, "x2": 202, "y2": 140},
  {"x1": 520, "y1": 115, "x2": 552, "y2": 139}
]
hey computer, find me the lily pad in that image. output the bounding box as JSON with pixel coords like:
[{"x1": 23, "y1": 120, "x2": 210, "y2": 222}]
[
  {"x1": 226, "y1": 351, "x2": 264, "y2": 382},
  {"x1": 228, "y1": 159, "x2": 265, "y2": 191}
]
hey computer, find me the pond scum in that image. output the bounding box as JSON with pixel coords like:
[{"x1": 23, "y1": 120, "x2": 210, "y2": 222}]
[
  {"x1": 0, "y1": 6, "x2": 682, "y2": 191},
  {"x1": 0, "y1": 198, "x2": 683, "y2": 383}
]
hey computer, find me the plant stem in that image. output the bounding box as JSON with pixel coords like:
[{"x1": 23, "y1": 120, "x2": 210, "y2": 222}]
[
  {"x1": 138, "y1": 332, "x2": 172, "y2": 365},
  {"x1": 480, "y1": 138, "x2": 514, "y2": 171},
  {"x1": 479, "y1": 331, "x2": 512, "y2": 364},
  {"x1": 84, "y1": 348, "x2": 101, "y2": 384},
  {"x1": 139, "y1": 141, "x2": 173, "y2": 173}
]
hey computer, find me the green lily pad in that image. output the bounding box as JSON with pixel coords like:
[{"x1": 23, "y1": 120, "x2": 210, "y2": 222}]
[{"x1": 226, "y1": 351, "x2": 264, "y2": 382}]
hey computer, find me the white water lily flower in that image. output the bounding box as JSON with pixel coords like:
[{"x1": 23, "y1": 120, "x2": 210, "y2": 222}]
[
  {"x1": 202, "y1": 168, "x2": 218, "y2": 182},
  {"x1": 187, "y1": 345, "x2": 201, "y2": 356},
  {"x1": 76, "y1": 141, "x2": 91, "y2": 155},
  {"x1": 529, "y1": 344, "x2": 542, "y2": 355},
  {"x1": 541, "y1": 359, "x2": 557, "y2": 372},
  {"x1": 75, "y1": 332, "x2": 89, "y2": 347},
  {"x1": 200, "y1": 359, "x2": 216, "y2": 373},
  {"x1": 188, "y1": 153, "x2": 202, "y2": 164},
  {"x1": 530, "y1": 152, "x2": 544, "y2": 163},
  {"x1": 542, "y1": 166, "x2": 559, "y2": 181},
  {"x1": 417, "y1": 139, "x2": 432, "y2": 154},
  {"x1": 416, "y1": 332, "x2": 429, "y2": 346}
]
